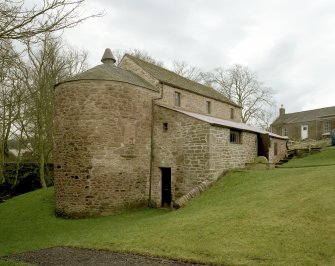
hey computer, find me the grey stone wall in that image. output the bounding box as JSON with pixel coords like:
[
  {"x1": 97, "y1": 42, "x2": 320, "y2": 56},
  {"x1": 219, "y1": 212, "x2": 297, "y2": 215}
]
[
  {"x1": 120, "y1": 57, "x2": 242, "y2": 122},
  {"x1": 151, "y1": 105, "x2": 258, "y2": 207},
  {"x1": 54, "y1": 80, "x2": 158, "y2": 217},
  {"x1": 151, "y1": 105, "x2": 210, "y2": 206},
  {"x1": 157, "y1": 84, "x2": 242, "y2": 122},
  {"x1": 209, "y1": 126, "x2": 258, "y2": 174}
]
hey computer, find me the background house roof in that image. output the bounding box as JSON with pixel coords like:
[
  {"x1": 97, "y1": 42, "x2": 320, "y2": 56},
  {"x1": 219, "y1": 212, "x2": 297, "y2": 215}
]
[
  {"x1": 56, "y1": 63, "x2": 158, "y2": 92},
  {"x1": 124, "y1": 54, "x2": 239, "y2": 107},
  {"x1": 272, "y1": 106, "x2": 335, "y2": 125},
  {"x1": 157, "y1": 103, "x2": 287, "y2": 140}
]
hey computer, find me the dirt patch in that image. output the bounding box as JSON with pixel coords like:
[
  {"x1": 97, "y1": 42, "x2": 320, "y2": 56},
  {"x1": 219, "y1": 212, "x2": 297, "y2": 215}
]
[{"x1": 3, "y1": 246, "x2": 206, "y2": 265}]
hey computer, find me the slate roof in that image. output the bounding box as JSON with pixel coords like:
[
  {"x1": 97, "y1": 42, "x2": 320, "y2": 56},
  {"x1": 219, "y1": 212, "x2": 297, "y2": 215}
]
[
  {"x1": 272, "y1": 106, "x2": 335, "y2": 125},
  {"x1": 56, "y1": 63, "x2": 158, "y2": 92},
  {"x1": 157, "y1": 103, "x2": 287, "y2": 140},
  {"x1": 123, "y1": 54, "x2": 239, "y2": 107}
]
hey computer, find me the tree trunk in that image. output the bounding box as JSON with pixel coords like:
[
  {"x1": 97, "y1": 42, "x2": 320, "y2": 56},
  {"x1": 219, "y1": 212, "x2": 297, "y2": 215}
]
[
  {"x1": 38, "y1": 98, "x2": 47, "y2": 189},
  {"x1": 39, "y1": 141, "x2": 47, "y2": 188},
  {"x1": 12, "y1": 129, "x2": 24, "y2": 189},
  {"x1": 0, "y1": 107, "x2": 6, "y2": 184},
  {"x1": 0, "y1": 151, "x2": 4, "y2": 184}
]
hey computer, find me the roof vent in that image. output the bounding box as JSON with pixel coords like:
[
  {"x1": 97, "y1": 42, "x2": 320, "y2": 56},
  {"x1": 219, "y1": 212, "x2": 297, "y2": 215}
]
[{"x1": 101, "y1": 48, "x2": 116, "y2": 65}]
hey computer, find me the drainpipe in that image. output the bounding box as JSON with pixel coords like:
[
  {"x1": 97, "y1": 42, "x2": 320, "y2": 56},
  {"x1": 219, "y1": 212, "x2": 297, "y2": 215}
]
[{"x1": 148, "y1": 83, "x2": 164, "y2": 207}]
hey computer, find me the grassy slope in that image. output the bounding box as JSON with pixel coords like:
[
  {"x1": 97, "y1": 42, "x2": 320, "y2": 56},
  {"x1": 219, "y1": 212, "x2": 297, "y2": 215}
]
[
  {"x1": 0, "y1": 148, "x2": 335, "y2": 265},
  {"x1": 282, "y1": 146, "x2": 335, "y2": 168}
]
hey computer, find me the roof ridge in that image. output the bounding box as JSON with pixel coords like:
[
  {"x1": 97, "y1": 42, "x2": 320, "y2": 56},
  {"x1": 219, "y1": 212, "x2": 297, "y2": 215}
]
[
  {"x1": 286, "y1": 105, "x2": 335, "y2": 115},
  {"x1": 124, "y1": 54, "x2": 239, "y2": 107},
  {"x1": 125, "y1": 53, "x2": 213, "y2": 89},
  {"x1": 271, "y1": 105, "x2": 335, "y2": 125}
]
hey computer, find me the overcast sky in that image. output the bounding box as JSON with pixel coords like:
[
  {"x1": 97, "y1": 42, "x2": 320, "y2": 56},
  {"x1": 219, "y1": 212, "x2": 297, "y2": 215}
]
[{"x1": 63, "y1": 0, "x2": 335, "y2": 114}]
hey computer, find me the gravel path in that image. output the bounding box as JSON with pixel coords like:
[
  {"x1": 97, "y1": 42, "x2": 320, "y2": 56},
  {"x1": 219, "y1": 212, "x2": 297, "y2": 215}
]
[{"x1": 3, "y1": 247, "x2": 206, "y2": 266}]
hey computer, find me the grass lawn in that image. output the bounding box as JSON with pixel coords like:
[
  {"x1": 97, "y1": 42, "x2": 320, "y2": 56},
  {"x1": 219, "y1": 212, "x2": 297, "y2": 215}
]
[
  {"x1": 282, "y1": 146, "x2": 335, "y2": 168},
  {"x1": 0, "y1": 147, "x2": 334, "y2": 265}
]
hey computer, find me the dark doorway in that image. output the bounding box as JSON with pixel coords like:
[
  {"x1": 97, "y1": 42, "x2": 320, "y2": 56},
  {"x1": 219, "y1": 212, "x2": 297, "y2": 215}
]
[
  {"x1": 258, "y1": 133, "x2": 270, "y2": 160},
  {"x1": 160, "y1": 167, "x2": 171, "y2": 207}
]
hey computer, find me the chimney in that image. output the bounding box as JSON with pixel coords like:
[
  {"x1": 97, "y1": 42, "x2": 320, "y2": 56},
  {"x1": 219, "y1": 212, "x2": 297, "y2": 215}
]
[
  {"x1": 279, "y1": 104, "x2": 285, "y2": 116},
  {"x1": 101, "y1": 48, "x2": 116, "y2": 65}
]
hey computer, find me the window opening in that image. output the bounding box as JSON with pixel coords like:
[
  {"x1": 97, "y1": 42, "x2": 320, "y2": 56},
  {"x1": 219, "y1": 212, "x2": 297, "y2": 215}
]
[
  {"x1": 206, "y1": 101, "x2": 211, "y2": 114},
  {"x1": 230, "y1": 130, "x2": 241, "y2": 143},
  {"x1": 163, "y1": 123, "x2": 168, "y2": 132},
  {"x1": 230, "y1": 108, "x2": 235, "y2": 119},
  {"x1": 174, "y1": 92, "x2": 181, "y2": 107},
  {"x1": 323, "y1": 121, "x2": 330, "y2": 133}
]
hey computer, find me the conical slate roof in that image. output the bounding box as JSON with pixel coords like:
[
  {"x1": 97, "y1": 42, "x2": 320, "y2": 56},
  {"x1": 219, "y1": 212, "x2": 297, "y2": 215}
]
[{"x1": 56, "y1": 49, "x2": 158, "y2": 92}]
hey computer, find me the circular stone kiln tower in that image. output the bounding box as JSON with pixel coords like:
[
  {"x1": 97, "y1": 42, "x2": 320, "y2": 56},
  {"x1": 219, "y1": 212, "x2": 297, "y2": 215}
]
[{"x1": 54, "y1": 49, "x2": 159, "y2": 217}]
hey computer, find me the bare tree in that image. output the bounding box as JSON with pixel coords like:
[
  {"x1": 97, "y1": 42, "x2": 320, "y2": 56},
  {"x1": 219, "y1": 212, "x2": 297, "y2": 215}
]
[
  {"x1": 127, "y1": 49, "x2": 164, "y2": 66},
  {"x1": 0, "y1": 0, "x2": 99, "y2": 186},
  {"x1": 61, "y1": 48, "x2": 88, "y2": 78},
  {"x1": 114, "y1": 48, "x2": 164, "y2": 67},
  {"x1": 205, "y1": 65, "x2": 275, "y2": 124},
  {"x1": 171, "y1": 60, "x2": 204, "y2": 82},
  {"x1": 0, "y1": 40, "x2": 25, "y2": 184},
  {"x1": 20, "y1": 34, "x2": 88, "y2": 188},
  {"x1": 253, "y1": 106, "x2": 279, "y2": 131},
  {"x1": 0, "y1": 0, "x2": 104, "y2": 41},
  {"x1": 112, "y1": 50, "x2": 126, "y2": 66},
  {"x1": 117, "y1": 50, "x2": 206, "y2": 82}
]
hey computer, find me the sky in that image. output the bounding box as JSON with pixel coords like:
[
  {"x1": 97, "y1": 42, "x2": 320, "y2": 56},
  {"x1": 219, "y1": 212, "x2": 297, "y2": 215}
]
[{"x1": 62, "y1": 0, "x2": 335, "y2": 114}]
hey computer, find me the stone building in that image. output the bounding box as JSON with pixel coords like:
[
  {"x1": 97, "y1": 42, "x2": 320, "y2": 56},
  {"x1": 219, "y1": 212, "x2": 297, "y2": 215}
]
[
  {"x1": 271, "y1": 105, "x2": 335, "y2": 140},
  {"x1": 54, "y1": 49, "x2": 287, "y2": 218}
]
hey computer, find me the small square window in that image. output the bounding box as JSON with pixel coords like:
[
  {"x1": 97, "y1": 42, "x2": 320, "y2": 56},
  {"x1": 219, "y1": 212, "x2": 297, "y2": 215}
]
[
  {"x1": 163, "y1": 123, "x2": 168, "y2": 132},
  {"x1": 206, "y1": 101, "x2": 211, "y2": 114},
  {"x1": 230, "y1": 130, "x2": 241, "y2": 144},
  {"x1": 174, "y1": 92, "x2": 181, "y2": 107}
]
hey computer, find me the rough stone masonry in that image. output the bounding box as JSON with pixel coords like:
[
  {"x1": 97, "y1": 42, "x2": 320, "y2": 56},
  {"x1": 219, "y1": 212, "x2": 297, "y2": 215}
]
[{"x1": 54, "y1": 49, "x2": 287, "y2": 217}]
